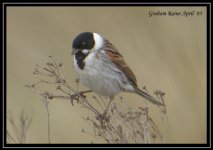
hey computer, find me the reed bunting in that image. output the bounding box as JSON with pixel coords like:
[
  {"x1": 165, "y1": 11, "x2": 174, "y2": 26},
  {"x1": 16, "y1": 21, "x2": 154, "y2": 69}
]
[{"x1": 71, "y1": 32, "x2": 163, "y2": 113}]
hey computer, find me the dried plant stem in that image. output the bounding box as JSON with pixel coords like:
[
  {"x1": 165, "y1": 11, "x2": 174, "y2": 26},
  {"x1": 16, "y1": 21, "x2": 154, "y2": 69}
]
[
  {"x1": 7, "y1": 111, "x2": 32, "y2": 144},
  {"x1": 46, "y1": 104, "x2": 51, "y2": 144},
  {"x1": 24, "y1": 56, "x2": 168, "y2": 144},
  {"x1": 7, "y1": 130, "x2": 17, "y2": 143}
]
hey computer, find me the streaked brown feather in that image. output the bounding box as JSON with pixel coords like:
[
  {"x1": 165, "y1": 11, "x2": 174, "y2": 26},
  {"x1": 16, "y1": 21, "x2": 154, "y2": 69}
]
[
  {"x1": 103, "y1": 40, "x2": 163, "y2": 106},
  {"x1": 104, "y1": 40, "x2": 138, "y2": 87}
]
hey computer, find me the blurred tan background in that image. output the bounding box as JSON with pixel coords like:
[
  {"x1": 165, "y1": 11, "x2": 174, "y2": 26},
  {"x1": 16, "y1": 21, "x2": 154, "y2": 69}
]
[{"x1": 7, "y1": 7, "x2": 206, "y2": 143}]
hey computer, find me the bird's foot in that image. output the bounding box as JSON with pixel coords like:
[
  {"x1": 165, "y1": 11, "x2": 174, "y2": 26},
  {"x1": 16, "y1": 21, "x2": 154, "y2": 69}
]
[{"x1": 69, "y1": 90, "x2": 92, "y2": 105}]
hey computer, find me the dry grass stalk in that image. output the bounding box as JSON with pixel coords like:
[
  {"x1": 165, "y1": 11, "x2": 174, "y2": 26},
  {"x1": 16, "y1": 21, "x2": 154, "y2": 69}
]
[
  {"x1": 24, "y1": 56, "x2": 168, "y2": 143},
  {"x1": 7, "y1": 110, "x2": 32, "y2": 143}
]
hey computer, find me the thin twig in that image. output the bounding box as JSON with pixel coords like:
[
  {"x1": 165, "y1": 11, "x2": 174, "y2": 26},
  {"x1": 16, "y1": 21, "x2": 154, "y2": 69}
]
[
  {"x1": 45, "y1": 102, "x2": 51, "y2": 144},
  {"x1": 25, "y1": 56, "x2": 168, "y2": 144},
  {"x1": 7, "y1": 130, "x2": 17, "y2": 143}
]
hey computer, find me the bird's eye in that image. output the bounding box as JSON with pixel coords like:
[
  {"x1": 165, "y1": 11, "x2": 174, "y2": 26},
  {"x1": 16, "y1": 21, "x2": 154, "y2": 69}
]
[{"x1": 82, "y1": 42, "x2": 86, "y2": 45}]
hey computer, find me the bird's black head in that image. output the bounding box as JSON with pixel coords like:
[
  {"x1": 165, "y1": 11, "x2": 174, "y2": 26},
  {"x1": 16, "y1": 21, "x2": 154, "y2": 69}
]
[
  {"x1": 72, "y1": 32, "x2": 95, "y2": 70},
  {"x1": 72, "y1": 32, "x2": 95, "y2": 54}
]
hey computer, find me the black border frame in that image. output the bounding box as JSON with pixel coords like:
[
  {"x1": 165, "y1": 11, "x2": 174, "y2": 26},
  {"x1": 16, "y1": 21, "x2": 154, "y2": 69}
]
[{"x1": 2, "y1": 2, "x2": 211, "y2": 148}]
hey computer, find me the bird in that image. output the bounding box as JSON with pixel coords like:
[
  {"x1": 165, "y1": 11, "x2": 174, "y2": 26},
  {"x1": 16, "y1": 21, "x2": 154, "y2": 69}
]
[{"x1": 71, "y1": 32, "x2": 163, "y2": 114}]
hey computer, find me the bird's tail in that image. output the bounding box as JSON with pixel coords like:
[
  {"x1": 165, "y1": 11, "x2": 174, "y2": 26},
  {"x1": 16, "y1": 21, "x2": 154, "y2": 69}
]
[{"x1": 135, "y1": 88, "x2": 163, "y2": 106}]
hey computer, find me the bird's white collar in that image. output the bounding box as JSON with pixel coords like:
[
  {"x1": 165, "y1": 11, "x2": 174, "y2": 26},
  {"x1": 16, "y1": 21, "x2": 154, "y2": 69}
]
[{"x1": 93, "y1": 33, "x2": 104, "y2": 51}]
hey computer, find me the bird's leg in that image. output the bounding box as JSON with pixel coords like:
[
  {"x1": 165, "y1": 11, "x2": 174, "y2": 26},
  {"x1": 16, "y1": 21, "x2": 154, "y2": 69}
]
[
  {"x1": 78, "y1": 90, "x2": 92, "y2": 97},
  {"x1": 72, "y1": 90, "x2": 92, "y2": 98},
  {"x1": 96, "y1": 96, "x2": 114, "y2": 124},
  {"x1": 103, "y1": 96, "x2": 114, "y2": 115}
]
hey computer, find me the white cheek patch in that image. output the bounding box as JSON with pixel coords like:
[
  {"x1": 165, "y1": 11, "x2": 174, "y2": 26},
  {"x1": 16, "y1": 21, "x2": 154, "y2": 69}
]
[
  {"x1": 82, "y1": 49, "x2": 89, "y2": 55},
  {"x1": 93, "y1": 33, "x2": 104, "y2": 51}
]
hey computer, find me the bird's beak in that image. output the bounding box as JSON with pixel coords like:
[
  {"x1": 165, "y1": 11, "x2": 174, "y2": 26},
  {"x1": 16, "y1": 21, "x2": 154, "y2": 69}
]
[{"x1": 71, "y1": 48, "x2": 80, "y2": 55}]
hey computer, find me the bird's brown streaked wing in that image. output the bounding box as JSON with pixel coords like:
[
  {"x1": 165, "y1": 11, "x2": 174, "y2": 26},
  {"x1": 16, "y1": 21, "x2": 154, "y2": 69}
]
[{"x1": 104, "y1": 40, "x2": 138, "y2": 87}]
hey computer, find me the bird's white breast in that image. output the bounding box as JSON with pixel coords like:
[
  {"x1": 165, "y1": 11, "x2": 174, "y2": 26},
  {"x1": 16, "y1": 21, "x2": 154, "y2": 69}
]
[{"x1": 74, "y1": 51, "x2": 133, "y2": 96}]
